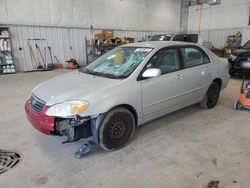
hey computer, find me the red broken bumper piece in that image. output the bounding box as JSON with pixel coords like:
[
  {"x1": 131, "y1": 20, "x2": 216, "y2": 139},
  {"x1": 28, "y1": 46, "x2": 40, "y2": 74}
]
[{"x1": 25, "y1": 100, "x2": 55, "y2": 135}]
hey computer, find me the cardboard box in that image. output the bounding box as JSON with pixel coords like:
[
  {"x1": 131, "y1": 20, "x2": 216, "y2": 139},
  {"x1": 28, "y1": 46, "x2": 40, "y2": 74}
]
[
  {"x1": 105, "y1": 38, "x2": 112, "y2": 44},
  {"x1": 124, "y1": 37, "x2": 135, "y2": 43},
  {"x1": 95, "y1": 33, "x2": 105, "y2": 41},
  {"x1": 102, "y1": 29, "x2": 114, "y2": 39}
]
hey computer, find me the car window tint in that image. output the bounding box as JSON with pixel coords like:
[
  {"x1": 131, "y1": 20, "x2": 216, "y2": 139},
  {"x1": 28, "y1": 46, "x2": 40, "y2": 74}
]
[
  {"x1": 147, "y1": 35, "x2": 172, "y2": 41},
  {"x1": 173, "y1": 35, "x2": 185, "y2": 41},
  {"x1": 203, "y1": 52, "x2": 210, "y2": 64},
  {"x1": 181, "y1": 47, "x2": 206, "y2": 68},
  {"x1": 147, "y1": 48, "x2": 180, "y2": 75}
]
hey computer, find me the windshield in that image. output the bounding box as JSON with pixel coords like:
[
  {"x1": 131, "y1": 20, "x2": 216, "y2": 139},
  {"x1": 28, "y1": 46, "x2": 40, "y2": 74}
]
[
  {"x1": 80, "y1": 47, "x2": 153, "y2": 79},
  {"x1": 242, "y1": 40, "x2": 250, "y2": 49},
  {"x1": 147, "y1": 35, "x2": 172, "y2": 41}
]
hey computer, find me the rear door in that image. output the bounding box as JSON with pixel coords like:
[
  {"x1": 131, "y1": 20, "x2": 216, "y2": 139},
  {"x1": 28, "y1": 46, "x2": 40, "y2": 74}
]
[{"x1": 178, "y1": 46, "x2": 211, "y2": 103}]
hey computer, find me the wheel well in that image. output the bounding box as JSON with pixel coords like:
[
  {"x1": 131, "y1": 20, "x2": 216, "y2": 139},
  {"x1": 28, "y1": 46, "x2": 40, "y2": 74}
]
[
  {"x1": 112, "y1": 104, "x2": 138, "y2": 126},
  {"x1": 213, "y1": 78, "x2": 222, "y2": 89}
]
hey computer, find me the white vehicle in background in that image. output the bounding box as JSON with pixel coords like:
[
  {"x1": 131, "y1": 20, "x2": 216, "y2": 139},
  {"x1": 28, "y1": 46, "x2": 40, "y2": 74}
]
[
  {"x1": 146, "y1": 33, "x2": 198, "y2": 42},
  {"x1": 25, "y1": 41, "x2": 229, "y2": 158},
  {"x1": 146, "y1": 33, "x2": 206, "y2": 47}
]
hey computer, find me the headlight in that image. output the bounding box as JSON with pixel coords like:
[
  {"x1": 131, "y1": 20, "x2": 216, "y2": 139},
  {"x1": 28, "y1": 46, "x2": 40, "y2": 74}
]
[
  {"x1": 229, "y1": 54, "x2": 237, "y2": 61},
  {"x1": 46, "y1": 100, "x2": 89, "y2": 117}
]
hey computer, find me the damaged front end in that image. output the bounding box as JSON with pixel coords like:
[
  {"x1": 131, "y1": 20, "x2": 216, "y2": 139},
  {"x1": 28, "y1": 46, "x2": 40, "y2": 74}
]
[
  {"x1": 53, "y1": 114, "x2": 105, "y2": 158},
  {"x1": 25, "y1": 97, "x2": 105, "y2": 158},
  {"x1": 53, "y1": 116, "x2": 92, "y2": 143}
]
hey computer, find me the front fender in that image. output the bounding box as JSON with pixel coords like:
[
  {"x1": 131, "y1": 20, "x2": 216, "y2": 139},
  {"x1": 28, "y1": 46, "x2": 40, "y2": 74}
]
[{"x1": 78, "y1": 79, "x2": 142, "y2": 124}]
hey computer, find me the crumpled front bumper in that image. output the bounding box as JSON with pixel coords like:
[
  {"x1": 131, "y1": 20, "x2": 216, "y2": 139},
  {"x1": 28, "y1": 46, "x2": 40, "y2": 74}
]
[{"x1": 25, "y1": 100, "x2": 55, "y2": 135}]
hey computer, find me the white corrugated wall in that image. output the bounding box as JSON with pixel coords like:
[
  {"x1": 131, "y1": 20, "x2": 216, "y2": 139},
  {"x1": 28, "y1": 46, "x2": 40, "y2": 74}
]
[
  {"x1": 194, "y1": 27, "x2": 250, "y2": 48},
  {"x1": 6, "y1": 24, "x2": 250, "y2": 72},
  {"x1": 187, "y1": 0, "x2": 250, "y2": 48},
  {"x1": 3, "y1": 24, "x2": 165, "y2": 72}
]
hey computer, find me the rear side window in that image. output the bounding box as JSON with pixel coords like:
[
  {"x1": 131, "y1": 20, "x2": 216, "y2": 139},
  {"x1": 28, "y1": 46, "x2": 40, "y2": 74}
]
[
  {"x1": 173, "y1": 35, "x2": 185, "y2": 41},
  {"x1": 181, "y1": 47, "x2": 210, "y2": 68}
]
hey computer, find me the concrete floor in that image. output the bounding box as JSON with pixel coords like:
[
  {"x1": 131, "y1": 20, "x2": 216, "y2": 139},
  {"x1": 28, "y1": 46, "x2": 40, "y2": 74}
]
[{"x1": 0, "y1": 70, "x2": 249, "y2": 188}]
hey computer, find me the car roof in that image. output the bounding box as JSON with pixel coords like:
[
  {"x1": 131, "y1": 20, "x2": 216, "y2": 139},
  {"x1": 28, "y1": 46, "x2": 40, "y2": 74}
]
[
  {"x1": 150, "y1": 33, "x2": 198, "y2": 36},
  {"x1": 122, "y1": 41, "x2": 200, "y2": 49},
  {"x1": 150, "y1": 34, "x2": 173, "y2": 36}
]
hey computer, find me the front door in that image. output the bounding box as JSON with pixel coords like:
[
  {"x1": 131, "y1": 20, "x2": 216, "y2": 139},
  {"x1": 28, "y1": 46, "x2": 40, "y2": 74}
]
[{"x1": 140, "y1": 47, "x2": 187, "y2": 121}]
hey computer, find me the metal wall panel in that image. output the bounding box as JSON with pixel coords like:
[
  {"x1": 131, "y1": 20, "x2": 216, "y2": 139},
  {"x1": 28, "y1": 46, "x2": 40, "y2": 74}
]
[
  {"x1": 242, "y1": 28, "x2": 250, "y2": 45},
  {"x1": 197, "y1": 27, "x2": 244, "y2": 48},
  {"x1": 7, "y1": 24, "x2": 249, "y2": 72},
  {"x1": 2, "y1": 24, "x2": 167, "y2": 72}
]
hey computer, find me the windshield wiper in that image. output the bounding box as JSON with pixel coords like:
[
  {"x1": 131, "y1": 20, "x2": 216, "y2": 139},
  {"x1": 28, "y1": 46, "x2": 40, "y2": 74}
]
[
  {"x1": 84, "y1": 68, "x2": 102, "y2": 76},
  {"x1": 102, "y1": 73, "x2": 117, "y2": 79},
  {"x1": 84, "y1": 68, "x2": 118, "y2": 79}
]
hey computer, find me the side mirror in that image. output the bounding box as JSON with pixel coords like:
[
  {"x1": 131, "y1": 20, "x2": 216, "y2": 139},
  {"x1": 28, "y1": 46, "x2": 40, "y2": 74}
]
[
  {"x1": 241, "y1": 61, "x2": 250, "y2": 69},
  {"x1": 142, "y1": 68, "x2": 161, "y2": 78}
]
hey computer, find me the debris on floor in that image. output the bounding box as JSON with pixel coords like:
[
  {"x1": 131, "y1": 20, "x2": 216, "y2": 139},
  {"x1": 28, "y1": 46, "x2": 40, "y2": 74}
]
[
  {"x1": 212, "y1": 158, "x2": 218, "y2": 166},
  {"x1": 205, "y1": 180, "x2": 242, "y2": 188},
  {"x1": 207, "y1": 180, "x2": 220, "y2": 188}
]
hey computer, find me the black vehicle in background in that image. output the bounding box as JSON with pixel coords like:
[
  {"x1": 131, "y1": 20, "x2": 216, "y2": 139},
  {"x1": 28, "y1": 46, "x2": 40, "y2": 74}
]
[
  {"x1": 228, "y1": 40, "x2": 250, "y2": 76},
  {"x1": 146, "y1": 33, "x2": 199, "y2": 43}
]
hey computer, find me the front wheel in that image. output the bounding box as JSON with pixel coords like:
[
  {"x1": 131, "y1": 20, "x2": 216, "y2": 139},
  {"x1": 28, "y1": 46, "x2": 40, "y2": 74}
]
[
  {"x1": 200, "y1": 82, "x2": 221, "y2": 109},
  {"x1": 99, "y1": 107, "x2": 135, "y2": 151}
]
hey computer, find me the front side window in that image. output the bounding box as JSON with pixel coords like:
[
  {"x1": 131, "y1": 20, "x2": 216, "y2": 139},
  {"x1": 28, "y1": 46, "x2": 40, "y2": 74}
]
[
  {"x1": 80, "y1": 47, "x2": 152, "y2": 79},
  {"x1": 146, "y1": 48, "x2": 180, "y2": 75},
  {"x1": 181, "y1": 47, "x2": 209, "y2": 68}
]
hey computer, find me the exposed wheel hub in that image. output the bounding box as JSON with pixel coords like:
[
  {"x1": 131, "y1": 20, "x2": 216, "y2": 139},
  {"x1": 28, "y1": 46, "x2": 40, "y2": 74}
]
[
  {"x1": 108, "y1": 119, "x2": 126, "y2": 141},
  {"x1": 208, "y1": 86, "x2": 219, "y2": 104}
]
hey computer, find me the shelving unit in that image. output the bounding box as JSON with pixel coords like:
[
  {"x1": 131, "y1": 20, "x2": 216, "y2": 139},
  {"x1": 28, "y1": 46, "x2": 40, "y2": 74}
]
[
  {"x1": 0, "y1": 27, "x2": 16, "y2": 75},
  {"x1": 225, "y1": 35, "x2": 242, "y2": 56},
  {"x1": 85, "y1": 37, "x2": 118, "y2": 64}
]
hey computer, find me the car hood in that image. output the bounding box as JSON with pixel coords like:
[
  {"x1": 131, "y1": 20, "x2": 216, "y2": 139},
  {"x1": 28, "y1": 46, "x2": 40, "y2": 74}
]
[
  {"x1": 232, "y1": 49, "x2": 250, "y2": 57},
  {"x1": 32, "y1": 71, "x2": 122, "y2": 106}
]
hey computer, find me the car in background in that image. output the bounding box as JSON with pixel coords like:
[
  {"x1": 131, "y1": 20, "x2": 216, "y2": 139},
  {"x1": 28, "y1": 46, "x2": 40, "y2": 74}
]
[
  {"x1": 228, "y1": 40, "x2": 250, "y2": 76},
  {"x1": 146, "y1": 33, "x2": 200, "y2": 44},
  {"x1": 25, "y1": 41, "x2": 229, "y2": 157}
]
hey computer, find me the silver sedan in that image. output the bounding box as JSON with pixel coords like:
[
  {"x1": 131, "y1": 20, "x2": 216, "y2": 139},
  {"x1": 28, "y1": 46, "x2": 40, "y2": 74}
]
[{"x1": 25, "y1": 41, "x2": 230, "y2": 157}]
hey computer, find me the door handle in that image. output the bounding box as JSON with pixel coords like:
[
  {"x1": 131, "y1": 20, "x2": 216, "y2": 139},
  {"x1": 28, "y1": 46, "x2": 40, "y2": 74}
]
[
  {"x1": 202, "y1": 67, "x2": 209, "y2": 75},
  {"x1": 176, "y1": 74, "x2": 183, "y2": 80}
]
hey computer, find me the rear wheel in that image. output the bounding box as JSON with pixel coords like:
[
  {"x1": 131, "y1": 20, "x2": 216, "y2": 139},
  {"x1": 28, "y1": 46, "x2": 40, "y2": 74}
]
[
  {"x1": 200, "y1": 82, "x2": 221, "y2": 109},
  {"x1": 99, "y1": 107, "x2": 135, "y2": 151}
]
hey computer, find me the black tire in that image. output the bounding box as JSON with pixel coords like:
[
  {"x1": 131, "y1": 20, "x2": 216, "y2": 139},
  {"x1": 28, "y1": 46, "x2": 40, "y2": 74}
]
[
  {"x1": 233, "y1": 100, "x2": 242, "y2": 110},
  {"x1": 200, "y1": 82, "x2": 221, "y2": 109},
  {"x1": 99, "y1": 107, "x2": 135, "y2": 151},
  {"x1": 229, "y1": 68, "x2": 236, "y2": 77}
]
